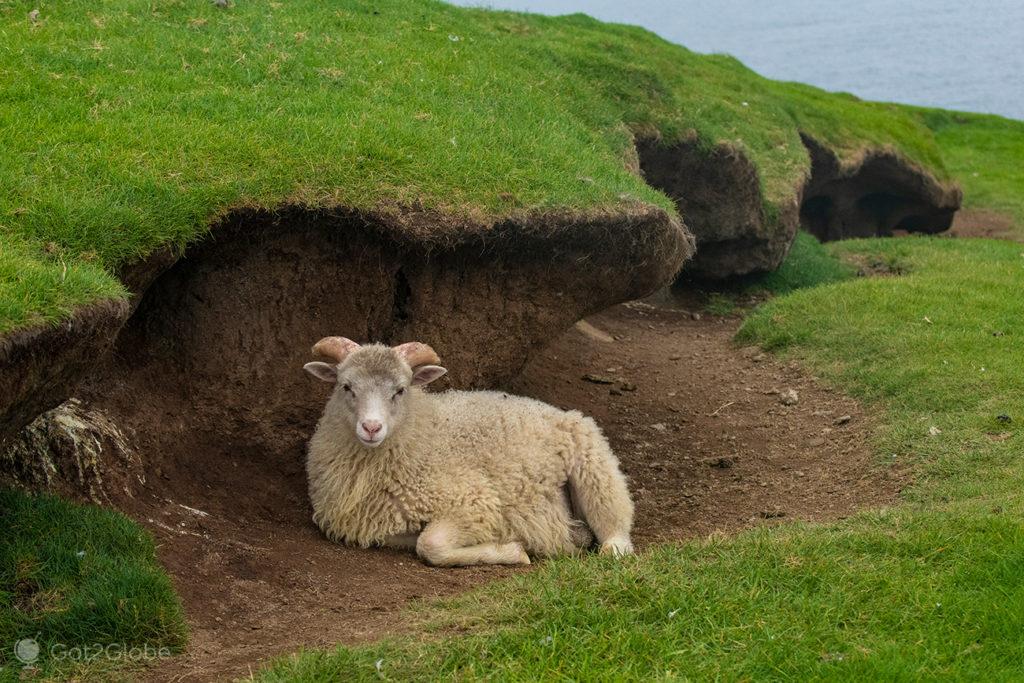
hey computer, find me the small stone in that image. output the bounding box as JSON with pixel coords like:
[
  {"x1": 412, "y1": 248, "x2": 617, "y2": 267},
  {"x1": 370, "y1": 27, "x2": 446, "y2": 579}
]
[
  {"x1": 669, "y1": 354, "x2": 682, "y2": 361},
  {"x1": 582, "y1": 373, "x2": 615, "y2": 384},
  {"x1": 833, "y1": 414, "x2": 852, "y2": 426},
  {"x1": 609, "y1": 388, "x2": 623, "y2": 396},
  {"x1": 620, "y1": 382, "x2": 638, "y2": 392},
  {"x1": 779, "y1": 389, "x2": 799, "y2": 406},
  {"x1": 928, "y1": 425, "x2": 942, "y2": 436},
  {"x1": 794, "y1": 470, "x2": 806, "y2": 478},
  {"x1": 651, "y1": 423, "x2": 667, "y2": 432},
  {"x1": 808, "y1": 436, "x2": 826, "y2": 447},
  {"x1": 691, "y1": 312, "x2": 702, "y2": 321},
  {"x1": 705, "y1": 456, "x2": 735, "y2": 469}
]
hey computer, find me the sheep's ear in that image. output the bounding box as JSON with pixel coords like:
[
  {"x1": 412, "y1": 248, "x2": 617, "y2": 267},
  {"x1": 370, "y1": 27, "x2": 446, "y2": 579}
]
[
  {"x1": 304, "y1": 361, "x2": 338, "y2": 383},
  {"x1": 411, "y1": 365, "x2": 447, "y2": 386}
]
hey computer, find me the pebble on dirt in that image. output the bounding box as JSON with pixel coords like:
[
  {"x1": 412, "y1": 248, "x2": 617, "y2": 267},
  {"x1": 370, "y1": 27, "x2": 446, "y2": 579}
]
[
  {"x1": 833, "y1": 414, "x2": 852, "y2": 426},
  {"x1": 779, "y1": 388, "x2": 799, "y2": 406}
]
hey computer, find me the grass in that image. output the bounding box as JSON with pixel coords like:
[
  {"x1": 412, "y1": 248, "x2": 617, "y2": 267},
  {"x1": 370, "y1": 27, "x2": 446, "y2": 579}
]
[
  {"x1": 0, "y1": 488, "x2": 187, "y2": 680},
  {"x1": 256, "y1": 236, "x2": 1024, "y2": 680},
  {"x1": 745, "y1": 231, "x2": 856, "y2": 295},
  {"x1": 0, "y1": 0, "x2": 968, "y2": 334},
  {"x1": 914, "y1": 108, "x2": 1024, "y2": 232}
]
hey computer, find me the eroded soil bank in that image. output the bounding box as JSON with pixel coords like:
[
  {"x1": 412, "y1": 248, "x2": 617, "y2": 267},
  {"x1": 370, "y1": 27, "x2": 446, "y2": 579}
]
[
  {"x1": 0, "y1": 205, "x2": 692, "y2": 455},
  {"x1": 636, "y1": 133, "x2": 962, "y2": 280},
  {"x1": 132, "y1": 300, "x2": 905, "y2": 682}
]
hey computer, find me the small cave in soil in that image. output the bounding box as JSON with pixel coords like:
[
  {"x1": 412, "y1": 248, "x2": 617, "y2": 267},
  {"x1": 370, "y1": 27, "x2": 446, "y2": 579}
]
[{"x1": 798, "y1": 133, "x2": 960, "y2": 241}]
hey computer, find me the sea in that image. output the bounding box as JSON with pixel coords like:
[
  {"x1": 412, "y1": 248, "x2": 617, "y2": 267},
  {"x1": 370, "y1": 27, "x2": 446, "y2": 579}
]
[{"x1": 448, "y1": 0, "x2": 1024, "y2": 121}]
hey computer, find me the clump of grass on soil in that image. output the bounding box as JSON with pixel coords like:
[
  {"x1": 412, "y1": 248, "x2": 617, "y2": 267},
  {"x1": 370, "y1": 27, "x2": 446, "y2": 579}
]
[
  {"x1": 0, "y1": 489, "x2": 187, "y2": 679},
  {"x1": 256, "y1": 236, "x2": 1024, "y2": 680}
]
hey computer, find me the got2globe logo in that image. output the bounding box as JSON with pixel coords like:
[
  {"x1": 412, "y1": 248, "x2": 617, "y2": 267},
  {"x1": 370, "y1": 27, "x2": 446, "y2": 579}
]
[{"x1": 14, "y1": 637, "x2": 40, "y2": 665}]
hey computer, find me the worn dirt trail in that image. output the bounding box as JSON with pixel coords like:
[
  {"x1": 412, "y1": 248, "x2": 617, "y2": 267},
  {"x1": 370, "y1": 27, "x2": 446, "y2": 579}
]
[{"x1": 137, "y1": 300, "x2": 904, "y2": 682}]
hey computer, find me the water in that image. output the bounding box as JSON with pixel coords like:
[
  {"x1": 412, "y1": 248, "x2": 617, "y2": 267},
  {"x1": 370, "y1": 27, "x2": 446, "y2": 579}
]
[{"x1": 449, "y1": 0, "x2": 1024, "y2": 120}]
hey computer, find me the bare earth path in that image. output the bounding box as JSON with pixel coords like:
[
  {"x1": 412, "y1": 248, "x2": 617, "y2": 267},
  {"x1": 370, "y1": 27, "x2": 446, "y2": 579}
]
[{"x1": 138, "y1": 301, "x2": 905, "y2": 681}]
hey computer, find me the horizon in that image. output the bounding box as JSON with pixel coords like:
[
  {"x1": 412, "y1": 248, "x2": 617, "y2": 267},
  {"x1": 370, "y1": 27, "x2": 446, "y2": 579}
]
[{"x1": 449, "y1": 0, "x2": 1024, "y2": 121}]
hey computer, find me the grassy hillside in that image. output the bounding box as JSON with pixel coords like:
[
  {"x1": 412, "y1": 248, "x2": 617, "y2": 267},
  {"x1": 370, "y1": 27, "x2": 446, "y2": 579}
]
[
  {"x1": 258, "y1": 235, "x2": 1024, "y2": 680},
  {"x1": 0, "y1": 0, "x2": 965, "y2": 333}
]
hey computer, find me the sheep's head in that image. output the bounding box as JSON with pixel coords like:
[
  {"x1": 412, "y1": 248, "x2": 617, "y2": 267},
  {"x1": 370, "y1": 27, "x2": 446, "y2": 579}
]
[{"x1": 303, "y1": 337, "x2": 447, "y2": 448}]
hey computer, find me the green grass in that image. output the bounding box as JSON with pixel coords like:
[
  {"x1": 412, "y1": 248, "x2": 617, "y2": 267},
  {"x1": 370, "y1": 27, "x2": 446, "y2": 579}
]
[
  {"x1": 0, "y1": 488, "x2": 187, "y2": 680},
  {"x1": 745, "y1": 231, "x2": 857, "y2": 295},
  {"x1": 915, "y1": 108, "x2": 1024, "y2": 232},
  {"x1": 0, "y1": 0, "x2": 966, "y2": 334},
  {"x1": 256, "y1": 236, "x2": 1024, "y2": 680}
]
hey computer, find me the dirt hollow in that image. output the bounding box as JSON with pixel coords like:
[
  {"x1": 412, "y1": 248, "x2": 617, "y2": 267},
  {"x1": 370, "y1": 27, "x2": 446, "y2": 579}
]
[{"x1": 136, "y1": 301, "x2": 904, "y2": 682}]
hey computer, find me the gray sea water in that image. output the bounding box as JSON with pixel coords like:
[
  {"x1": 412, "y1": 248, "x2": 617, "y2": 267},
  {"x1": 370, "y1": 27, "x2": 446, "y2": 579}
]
[{"x1": 449, "y1": 0, "x2": 1024, "y2": 121}]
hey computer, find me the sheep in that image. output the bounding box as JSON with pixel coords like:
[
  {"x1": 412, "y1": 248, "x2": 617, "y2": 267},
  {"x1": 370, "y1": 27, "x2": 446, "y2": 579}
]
[{"x1": 302, "y1": 336, "x2": 634, "y2": 567}]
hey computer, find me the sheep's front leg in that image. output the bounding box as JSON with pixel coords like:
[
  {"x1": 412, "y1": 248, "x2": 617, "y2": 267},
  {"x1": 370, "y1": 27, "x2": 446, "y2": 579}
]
[{"x1": 416, "y1": 520, "x2": 530, "y2": 567}]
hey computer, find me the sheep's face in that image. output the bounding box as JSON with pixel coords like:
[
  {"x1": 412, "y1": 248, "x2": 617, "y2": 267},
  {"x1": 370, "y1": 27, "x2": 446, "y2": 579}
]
[{"x1": 305, "y1": 344, "x2": 446, "y2": 448}]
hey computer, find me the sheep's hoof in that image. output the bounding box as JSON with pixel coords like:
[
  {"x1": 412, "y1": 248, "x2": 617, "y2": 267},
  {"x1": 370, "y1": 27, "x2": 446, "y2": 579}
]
[
  {"x1": 501, "y1": 542, "x2": 531, "y2": 565},
  {"x1": 599, "y1": 536, "x2": 634, "y2": 557}
]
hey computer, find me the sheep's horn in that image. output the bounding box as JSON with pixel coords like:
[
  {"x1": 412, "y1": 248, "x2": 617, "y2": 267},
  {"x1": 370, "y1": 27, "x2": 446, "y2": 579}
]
[
  {"x1": 312, "y1": 336, "x2": 361, "y2": 363},
  {"x1": 393, "y1": 342, "x2": 440, "y2": 369}
]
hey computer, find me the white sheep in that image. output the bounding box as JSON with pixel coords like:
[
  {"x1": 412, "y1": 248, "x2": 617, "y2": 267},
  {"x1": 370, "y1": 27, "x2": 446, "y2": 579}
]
[{"x1": 302, "y1": 337, "x2": 634, "y2": 566}]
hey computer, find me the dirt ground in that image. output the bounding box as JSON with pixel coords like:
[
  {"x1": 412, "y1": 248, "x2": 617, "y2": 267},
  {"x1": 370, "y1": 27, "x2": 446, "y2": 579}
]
[
  {"x1": 135, "y1": 299, "x2": 905, "y2": 682},
  {"x1": 949, "y1": 208, "x2": 1021, "y2": 241}
]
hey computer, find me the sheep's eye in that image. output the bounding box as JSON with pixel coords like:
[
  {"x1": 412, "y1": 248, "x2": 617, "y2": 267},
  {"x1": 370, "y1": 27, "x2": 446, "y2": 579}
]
[{"x1": 393, "y1": 388, "x2": 405, "y2": 399}]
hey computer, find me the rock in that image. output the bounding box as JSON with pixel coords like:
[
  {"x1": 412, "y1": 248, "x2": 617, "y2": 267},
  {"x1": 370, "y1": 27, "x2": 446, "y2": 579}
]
[
  {"x1": 620, "y1": 382, "x2": 638, "y2": 392},
  {"x1": 779, "y1": 389, "x2": 799, "y2": 406},
  {"x1": 833, "y1": 414, "x2": 852, "y2": 426},
  {"x1": 650, "y1": 423, "x2": 667, "y2": 432},
  {"x1": 928, "y1": 425, "x2": 942, "y2": 436},
  {"x1": 705, "y1": 456, "x2": 735, "y2": 469},
  {"x1": 582, "y1": 373, "x2": 616, "y2": 384}
]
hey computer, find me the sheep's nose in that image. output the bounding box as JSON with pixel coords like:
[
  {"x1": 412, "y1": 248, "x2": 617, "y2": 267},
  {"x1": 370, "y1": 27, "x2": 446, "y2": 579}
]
[{"x1": 361, "y1": 420, "x2": 382, "y2": 436}]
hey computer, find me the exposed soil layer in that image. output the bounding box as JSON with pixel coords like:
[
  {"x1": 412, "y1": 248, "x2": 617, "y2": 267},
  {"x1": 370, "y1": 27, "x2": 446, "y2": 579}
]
[
  {"x1": 636, "y1": 137, "x2": 799, "y2": 280},
  {"x1": 799, "y1": 134, "x2": 962, "y2": 242},
  {"x1": 0, "y1": 300, "x2": 128, "y2": 452},
  {"x1": 0, "y1": 206, "x2": 692, "y2": 488},
  {"x1": 93, "y1": 300, "x2": 906, "y2": 682},
  {"x1": 949, "y1": 208, "x2": 1021, "y2": 241},
  {"x1": 636, "y1": 133, "x2": 961, "y2": 280}
]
